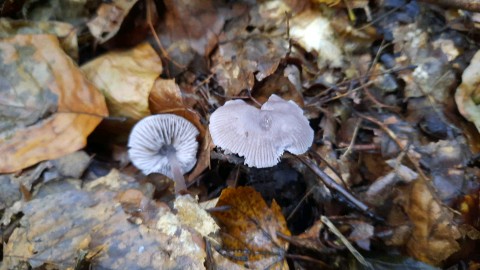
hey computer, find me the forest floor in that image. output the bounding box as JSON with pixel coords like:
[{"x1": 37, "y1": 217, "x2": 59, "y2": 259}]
[{"x1": 1, "y1": 0, "x2": 480, "y2": 269}]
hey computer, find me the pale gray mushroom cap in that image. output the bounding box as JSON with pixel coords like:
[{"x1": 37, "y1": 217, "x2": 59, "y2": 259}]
[
  {"x1": 209, "y1": 94, "x2": 313, "y2": 168},
  {"x1": 128, "y1": 114, "x2": 199, "y2": 178}
]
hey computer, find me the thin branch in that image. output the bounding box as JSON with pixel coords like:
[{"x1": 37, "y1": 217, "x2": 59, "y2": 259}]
[
  {"x1": 418, "y1": 0, "x2": 480, "y2": 12},
  {"x1": 295, "y1": 154, "x2": 383, "y2": 223}
]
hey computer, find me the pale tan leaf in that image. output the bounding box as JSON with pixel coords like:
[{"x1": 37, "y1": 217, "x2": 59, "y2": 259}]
[{"x1": 81, "y1": 42, "x2": 162, "y2": 120}]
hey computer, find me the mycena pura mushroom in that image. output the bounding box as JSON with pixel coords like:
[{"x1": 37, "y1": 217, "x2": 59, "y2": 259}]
[
  {"x1": 209, "y1": 94, "x2": 314, "y2": 168},
  {"x1": 128, "y1": 114, "x2": 199, "y2": 194}
]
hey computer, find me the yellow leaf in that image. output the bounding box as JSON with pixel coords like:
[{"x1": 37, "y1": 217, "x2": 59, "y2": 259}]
[{"x1": 81, "y1": 42, "x2": 162, "y2": 120}]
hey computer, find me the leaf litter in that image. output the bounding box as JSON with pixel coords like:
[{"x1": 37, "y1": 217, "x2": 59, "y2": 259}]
[{"x1": 2, "y1": 0, "x2": 480, "y2": 269}]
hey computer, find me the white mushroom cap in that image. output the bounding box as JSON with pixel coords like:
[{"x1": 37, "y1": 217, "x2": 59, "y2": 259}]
[
  {"x1": 209, "y1": 94, "x2": 313, "y2": 168},
  {"x1": 128, "y1": 114, "x2": 199, "y2": 178}
]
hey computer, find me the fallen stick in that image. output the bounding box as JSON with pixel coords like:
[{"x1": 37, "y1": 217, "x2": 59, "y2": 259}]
[{"x1": 418, "y1": 0, "x2": 480, "y2": 12}]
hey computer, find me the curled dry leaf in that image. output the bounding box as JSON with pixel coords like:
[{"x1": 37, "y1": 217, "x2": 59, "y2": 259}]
[
  {"x1": 391, "y1": 180, "x2": 461, "y2": 265},
  {"x1": 0, "y1": 34, "x2": 108, "y2": 173},
  {"x1": 252, "y1": 74, "x2": 304, "y2": 106},
  {"x1": 148, "y1": 78, "x2": 206, "y2": 132},
  {"x1": 280, "y1": 220, "x2": 327, "y2": 253},
  {"x1": 211, "y1": 2, "x2": 289, "y2": 96},
  {"x1": 149, "y1": 79, "x2": 185, "y2": 112},
  {"x1": 156, "y1": 0, "x2": 227, "y2": 75},
  {"x1": 456, "y1": 50, "x2": 480, "y2": 133},
  {"x1": 81, "y1": 42, "x2": 162, "y2": 120},
  {"x1": 87, "y1": 0, "x2": 139, "y2": 44},
  {"x1": 290, "y1": 9, "x2": 343, "y2": 68},
  {"x1": 212, "y1": 35, "x2": 287, "y2": 97},
  {"x1": 212, "y1": 186, "x2": 290, "y2": 269}
]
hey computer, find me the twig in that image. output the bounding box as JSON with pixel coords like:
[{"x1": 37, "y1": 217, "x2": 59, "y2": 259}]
[
  {"x1": 340, "y1": 119, "x2": 362, "y2": 160},
  {"x1": 146, "y1": 0, "x2": 186, "y2": 74},
  {"x1": 246, "y1": 89, "x2": 263, "y2": 107},
  {"x1": 321, "y1": 216, "x2": 374, "y2": 270},
  {"x1": 296, "y1": 155, "x2": 383, "y2": 222},
  {"x1": 285, "y1": 11, "x2": 292, "y2": 57},
  {"x1": 418, "y1": 0, "x2": 480, "y2": 12},
  {"x1": 356, "y1": 4, "x2": 405, "y2": 31},
  {"x1": 285, "y1": 254, "x2": 332, "y2": 269},
  {"x1": 309, "y1": 150, "x2": 348, "y2": 188},
  {"x1": 287, "y1": 186, "x2": 315, "y2": 220}
]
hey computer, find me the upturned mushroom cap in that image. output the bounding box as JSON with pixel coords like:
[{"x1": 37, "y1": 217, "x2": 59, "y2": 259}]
[
  {"x1": 128, "y1": 114, "x2": 199, "y2": 178},
  {"x1": 209, "y1": 94, "x2": 313, "y2": 168}
]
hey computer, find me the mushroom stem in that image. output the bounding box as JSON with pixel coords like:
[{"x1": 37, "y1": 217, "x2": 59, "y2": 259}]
[{"x1": 167, "y1": 150, "x2": 187, "y2": 194}]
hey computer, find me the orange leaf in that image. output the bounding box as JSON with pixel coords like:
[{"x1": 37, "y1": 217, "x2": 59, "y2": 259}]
[
  {"x1": 149, "y1": 80, "x2": 210, "y2": 182},
  {"x1": 213, "y1": 186, "x2": 290, "y2": 269},
  {"x1": 0, "y1": 34, "x2": 108, "y2": 173}
]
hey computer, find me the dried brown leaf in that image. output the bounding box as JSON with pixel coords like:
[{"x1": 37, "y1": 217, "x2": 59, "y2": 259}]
[
  {"x1": 149, "y1": 78, "x2": 184, "y2": 112},
  {"x1": 87, "y1": 0, "x2": 139, "y2": 44},
  {"x1": 253, "y1": 74, "x2": 304, "y2": 106},
  {"x1": 0, "y1": 34, "x2": 107, "y2": 173},
  {"x1": 156, "y1": 0, "x2": 228, "y2": 75},
  {"x1": 282, "y1": 220, "x2": 327, "y2": 253},
  {"x1": 212, "y1": 36, "x2": 287, "y2": 96},
  {"x1": 392, "y1": 181, "x2": 461, "y2": 265},
  {"x1": 212, "y1": 186, "x2": 290, "y2": 269}
]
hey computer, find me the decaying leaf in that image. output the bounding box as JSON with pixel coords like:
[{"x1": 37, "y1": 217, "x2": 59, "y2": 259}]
[
  {"x1": 456, "y1": 50, "x2": 480, "y2": 133},
  {"x1": 212, "y1": 35, "x2": 287, "y2": 97},
  {"x1": 290, "y1": 9, "x2": 343, "y2": 68},
  {"x1": 2, "y1": 187, "x2": 211, "y2": 269},
  {"x1": 212, "y1": 186, "x2": 290, "y2": 269},
  {"x1": 389, "y1": 180, "x2": 461, "y2": 265},
  {"x1": 417, "y1": 139, "x2": 470, "y2": 201},
  {"x1": 81, "y1": 42, "x2": 162, "y2": 120},
  {"x1": 0, "y1": 34, "x2": 108, "y2": 173},
  {"x1": 18, "y1": 0, "x2": 94, "y2": 26},
  {"x1": 210, "y1": 1, "x2": 292, "y2": 97},
  {"x1": 279, "y1": 220, "x2": 327, "y2": 253},
  {"x1": 0, "y1": 18, "x2": 78, "y2": 60},
  {"x1": 48, "y1": 150, "x2": 91, "y2": 179},
  {"x1": 392, "y1": 22, "x2": 456, "y2": 101},
  {"x1": 174, "y1": 194, "x2": 219, "y2": 238},
  {"x1": 156, "y1": 0, "x2": 228, "y2": 75},
  {"x1": 87, "y1": 0, "x2": 139, "y2": 44},
  {"x1": 84, "y1": 168, "x2": 143, "y2": 193},
  {"x1": 365, "y1": 158, "x2": 418, "y2": 205},
  {"x1": 253, "y1": 74, "x2": 304, "y2": 106}
]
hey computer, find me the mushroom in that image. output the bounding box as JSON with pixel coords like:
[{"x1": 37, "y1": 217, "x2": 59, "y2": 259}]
[
  {"x1": 128, "y1": 114, "x2": 199, "y2": 194},
  {"x1": 209, "y1": 94, "x2": 313, "y2": 168}
]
